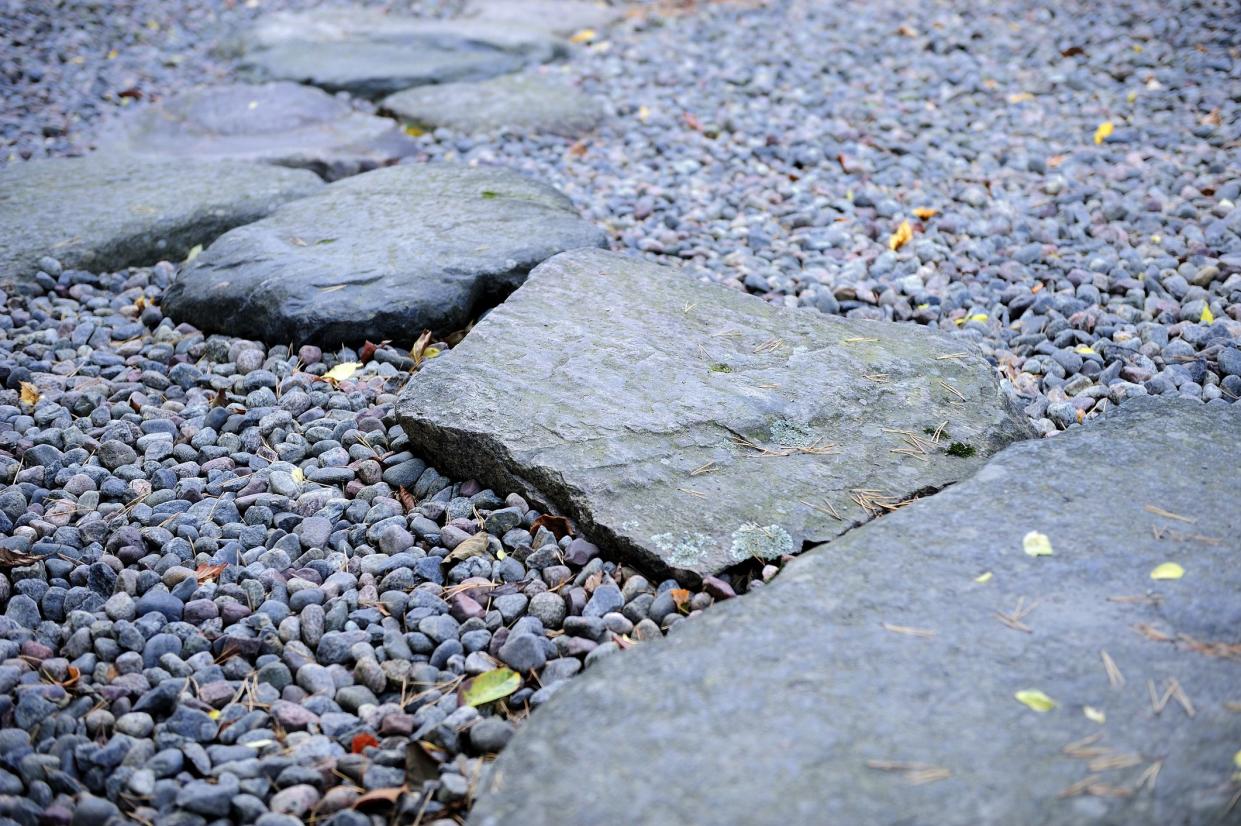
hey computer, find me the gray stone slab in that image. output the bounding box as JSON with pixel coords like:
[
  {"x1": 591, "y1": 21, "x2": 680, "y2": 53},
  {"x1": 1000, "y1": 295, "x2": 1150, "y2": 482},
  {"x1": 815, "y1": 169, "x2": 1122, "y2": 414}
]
[
  {"x1": 96, "y1": 82, "x2": 418, "y2": 181},
  {"x1": 236, "y1": 8, "x2": 565, "y2": 99},
  {"x1": 473, "y1": 396, "x2": 1241, "y2": 826},
  {"x1": 462, "y1": 0, "x2": 628, "y2": 37},
  {"x1": 0, "y1": 155, "x2": 322, "y2": 281},
  {"x1": 160, "y1": 164, "x2": 605, "y2": 346},
  {"x1": 382, "y1": 73, "x2": 605, "y2": 136},
  {"x1": 396, "y1": 248, "x2": 1034, "y2": 576}
]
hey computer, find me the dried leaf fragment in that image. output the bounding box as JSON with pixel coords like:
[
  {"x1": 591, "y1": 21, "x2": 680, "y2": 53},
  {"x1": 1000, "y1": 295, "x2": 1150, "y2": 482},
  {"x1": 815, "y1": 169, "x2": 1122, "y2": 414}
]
[
  {"x1": 445, "y1": 532, "x2": 490, "y2": 563},
  {"x1": 888, "y1": 219, "x2": 913, "y2": 251},
  {"x1": 1083, "y1": 706, "x2": 1106, "y2": 724},
  {"x1": 353, "y1": 787, "x2": 405, "y2": 810},
  {"x1": 1093, "y1": 121, "x2": 1114, "y2": 144},
  {"x1": 1149, "y1": 562, "x2": 1184, "y2": 580},
  {"x1": 912, "y1": 207, "x2": 938, "y2": 219},
  {"x1": 351, "y1": 733, "x2": 379, "y2": 753},
  {"x1": 1015, "y1": 689, "x2": 1057, "y2": 712},
  {"x1": 1023, "y1": 530, "x2": 1053, "y2": 557},
  {"x1": 18, "y1": 382, "x2": 39, "y2": 406},
  {"x1": 320, "y1": 361, "x2": 360, "y2": 383},
  {"x1": 569, "y1": 28, "x2": 596, "y2": 44},
  {"x1": 530, "y1": 514, "x2": 573, "y2": 540},
  {"x1": 410, "y1": 330, "x2": 433, "y2": 369}
]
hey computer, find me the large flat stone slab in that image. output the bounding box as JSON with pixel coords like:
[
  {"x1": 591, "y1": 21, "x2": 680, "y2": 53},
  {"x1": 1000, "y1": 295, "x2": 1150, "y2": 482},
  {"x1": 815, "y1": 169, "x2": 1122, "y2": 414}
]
[
  {"x1": 96, "y1": 82, "x2": 418, "y2": 181},
  {"x1": 160, "y1": 164, "x2": 605, "y2": 346},
  {"x1": 397, "y1": 248, "x2": 1034, "y2": 576},
  {"x1": 236, "y1": 9, "x2": 565, "y2": 99},
  {"x1": 0, "y1": 155, "x2": 322, "y2": 281},
  {"x1": 473, "y1": 397, "x2": 1241, "y2": 826},
  {"x1": 382, "y1": 73, "x2": 605, "y2": 136},
  {"x1": 462, "y1": 0, "x2": 628, "y2": 37}
]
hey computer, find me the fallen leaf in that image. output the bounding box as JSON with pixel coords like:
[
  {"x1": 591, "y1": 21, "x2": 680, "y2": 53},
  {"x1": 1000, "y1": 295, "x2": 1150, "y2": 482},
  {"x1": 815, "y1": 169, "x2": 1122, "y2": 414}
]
[
  {"x1": 1015, "y1": 689, "x2": 1057, "y2": 712},
  {"x1": 1023, "y1": 530, "x2": 1054, "y2": 557},
  {"x1": 896, "y1": 24, "x2": 918, "y2": 37},
  {"x1": 974, "y1": 571, "x2": 993, "y2": 584},
  {"x1": 18, "y1": 382, "x2": 39, "y2": 406},
  {"x1": 207, "y1": 709, "x2": 221, "y2": 720},
  {"x1": 1149, "y1": 562, "x2": 1184, "y2": 581},
  {"x1": 321, "y1": 361, "x2": 360, "y2": 383},
  {"x1": 445, "y1": 532, "x2": 490, "y2": 563},
  {"x1": 403, "y1": 124, "x2": 425, "y2": 137},
  {"x1": 1007, "y1": 92, "x2": 1035, "y2": 104},
  {"x1": 683, "y1": 112, "x2": 702, "y2": 131},
  {"x1": 569, "y1": 28, "x2": 596, "y2": 44},
  {"x1": 0, "y1": 548, "x2": 42, "y2": 568},
  {"x1": 460, "y1": 667, "x2": 521, "y2": 705},
  {"x1": 405, "y1": 741, "x2": 441, "y2": 785},
  {"x1": 184, "y1": 244, "x2": 203, "y2": 264},
  {"x1": 530, "y1": 514, "x2": 573, "y2": 540},
  {"x1": 353, "y1": 787, "x2": 405, "y2": 810},
  {"x1": 351, "y1": 733, "x2": 380, "y2": 753},
  {"x1": 1093, "y1": 121, "x2": 1114, "y2": 145},
  {"x1": 669, "y1": 588, "x2": 691, "y2": 612},
  {"x1": 637, "y1": 105, "x2": 651, "y2": 122},
  {"x1": 410, "y1": 330, "x2": 433, "y2": 368},
  {"x1": 888, "y1": 220, "x2": 913, "y2": 251},
  {"x1": 195, "y1": 562, "x2": 228, "y2": 583},
  {"x1": 291, "y1": 466, "x2": 304, "y2": 483},
  {"x1": 912, "y1": 207, "x2": 938, "y2": 220},
  {"x1": 1084, "y1": 706, "x2": 1106, "y2": 724},
  {"x1": 211, "y1": 388, "x2": 228, "y2": 408},
  {"x1": 359, "y1": 340, "x2": 379, "y2": 365},
  {"x1": 1201, "y1": 305, "x2": 1214, "y2": 324},
  {"x1": 397, "y1": 486, "x2": 416, "y2": 512}
]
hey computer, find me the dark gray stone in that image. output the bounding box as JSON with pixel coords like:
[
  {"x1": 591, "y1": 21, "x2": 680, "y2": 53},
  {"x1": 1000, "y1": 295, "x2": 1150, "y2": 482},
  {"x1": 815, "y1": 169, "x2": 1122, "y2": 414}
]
[
  {"x1": 397, "y1": 249, "x2": 1034, "y2": 575},
  {"x1": 161, "y1": 164, "x2": 605, "y2": 346},
  {"x1": 382, "y1": 73, "x2": 605, "y2": 137},
  {"x1": 0, "y1": 155, "x2": 322, "y2": 281},
  {"x1": 97, "y1": 82, "x2": 417, "y2": 181},
  {"x1": 472, "y1": 398, "x2": 1241, "y2": 826},
  {"x1": 237, "y1": 9, "x2": 565, "y2": 99}
]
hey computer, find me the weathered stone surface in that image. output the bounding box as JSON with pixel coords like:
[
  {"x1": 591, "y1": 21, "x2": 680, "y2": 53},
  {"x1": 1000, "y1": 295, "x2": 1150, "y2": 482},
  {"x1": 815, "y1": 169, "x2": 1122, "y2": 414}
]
[
  {"x1": 397, "y1": 248, "x2": 1033, "y2": 576},
  {"x1": 161, "y1": 164, "x2": 605, "y2": 346},
  {"x1": 462, "y1": 0, "x2": 628, "y2": 38},
  {"x1": 96, "y1": 82, "x2": 417, "y2": 180},
  {"x1": 473, "y1": 397, "x2": 1241, "y2": 826},
  {"x1": 382, "y1": 73, "x2": 605, "y2": 137},
  {"x1": 236, "y1": 8, "x2": 565, "y2": 99},
  {"x1": 0, "y1": 155, "x2": 322, "y2": 281}
]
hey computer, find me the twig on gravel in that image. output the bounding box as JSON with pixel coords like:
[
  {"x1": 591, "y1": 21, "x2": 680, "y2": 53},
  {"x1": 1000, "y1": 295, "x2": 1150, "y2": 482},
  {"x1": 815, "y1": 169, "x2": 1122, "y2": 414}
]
[{"x1": 1143, "y1": 504, "x2": 1194, "y2": 523}]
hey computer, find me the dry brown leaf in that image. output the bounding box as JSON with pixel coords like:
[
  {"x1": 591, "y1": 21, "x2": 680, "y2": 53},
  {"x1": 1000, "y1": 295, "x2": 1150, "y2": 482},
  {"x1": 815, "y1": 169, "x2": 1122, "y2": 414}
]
[
  {"x1": 567, "y1": 140, "x2": 589, "y2": 158},
  {"x1": 683, "y1": 112, "x2": 702, "y2": 131},
  {"x1": 397, "y1": 486, "x2": 417, "y2": 513},
  {"x1": 0, "y1": 548, "x2": 42, "y2": 568},
  {"x1": 530, "y1": 514, "x2": 573, "y2": 540},
  {"x1": 888, "y1": 220, "x2": 913, "y2": 251},
  {"x1": 912, "y1": 207, "x2": 938, "y2": 220},
  {"x1": 359, "y1": 340, "x2": 379, "y2": 365},
  {"x1": 445, "y1": 532, "x2": 491, "y2": 563},
  {"x1": 669, "y1": 588, "x2": 691, "y2": 612},
  {"x1": 353, "y1": 787, "x2": 405, "y2": 810},
  {"x1": 195, "y1": 562, "x2": 228, "y2": 584},
  {"x1": 410, "y1": 330, "x2": 433, "y2": 369},
  {"x1": 18, "y1": 382, "x2": 39, "y2": 406}
]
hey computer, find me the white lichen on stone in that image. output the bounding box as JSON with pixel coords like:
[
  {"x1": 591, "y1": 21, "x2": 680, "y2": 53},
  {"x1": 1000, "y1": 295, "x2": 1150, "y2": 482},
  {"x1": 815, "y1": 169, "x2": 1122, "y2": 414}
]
[
  {"x1": 730, "y1": 522, "x2": 794, "y2": 561},
  {"x1": 652, "y1": 531, "x2": 716, "y2": 567},
  {"x1": 768, "y1": 417, "x2": 817, "y2": 448}
]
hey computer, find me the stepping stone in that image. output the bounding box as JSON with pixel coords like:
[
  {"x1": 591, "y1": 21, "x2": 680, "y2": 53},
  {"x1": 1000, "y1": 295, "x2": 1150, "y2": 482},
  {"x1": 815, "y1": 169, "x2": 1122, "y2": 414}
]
[
  {"x1": 473, "y1": 397, "x2": 1241, "y2": 826},
  {"x1": 383, "y1": 73, "x2": 605, "y2": 136},
  {"x1": 160, "y1": 164, "x2": 605, "y2": 346},
  {"x1": 0, "y1": 155, "x2": 322, "y2": 281},
  {"x1": 236, "y1": 8, "x2": 565, "y2": 99},
  {"x1": 396, "y1": 248, "x2": 1034, "y2": 576},
  {"x1": 96, "y1": 82, "x2": 418, "y2": 181},
  {"x1": 462, "y1": 0, "x2": 628, "y2": 37}
]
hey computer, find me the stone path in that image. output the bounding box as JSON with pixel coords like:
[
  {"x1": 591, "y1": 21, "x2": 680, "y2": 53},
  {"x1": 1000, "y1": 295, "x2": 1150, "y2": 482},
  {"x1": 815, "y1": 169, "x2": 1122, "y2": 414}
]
[
  {"x1": 382, "y1": 73, "x2": 605, "y2": 137},
  {"x1": 397, "y1": 248, "x2": 1033, "y2": 575},
  {"x1": 473, "y1": 396, "x2": 1241, "y2": 826},
  {"x1": 0, "y1": 155, "x2": 322, "y2": 282},
  {"x1": 96, "y1": 82, "x2": 418, "y2": 180},
  {"x1": 160, "y1": 164, "x2": 606, "y2": 346},
  {"x1": 236, "y1": 9, "x2": 565, "y2": 99}
]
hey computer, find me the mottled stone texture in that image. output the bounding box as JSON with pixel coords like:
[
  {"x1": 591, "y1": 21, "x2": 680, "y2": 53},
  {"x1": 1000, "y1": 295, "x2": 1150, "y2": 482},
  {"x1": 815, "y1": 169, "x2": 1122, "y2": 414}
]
[{"x1": 383, "y1": 74, "x2": 605, "y2": 137}]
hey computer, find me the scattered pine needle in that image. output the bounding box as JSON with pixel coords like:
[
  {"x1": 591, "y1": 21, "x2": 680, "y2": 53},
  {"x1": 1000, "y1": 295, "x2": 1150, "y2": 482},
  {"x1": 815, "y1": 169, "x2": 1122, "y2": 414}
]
[
  {"x1": 1135, "y1": 760, "x2": 1162, "y2": 792},
  {"x1": 689, "y1": 461, "x2": 717, "y2": 476},
  {"x1": 799, "y1": 498, "x2": 843, "y2": 520},
  {"x1": 1100, "y1": 650, "x2": 1125, "y2": 689},
  {"x1": 937, "y1": 378, "x2": 966, "y2": 402},
  {"x1": 936, "y1": 352, "x2": 969, "y2": 362},
  {"x1": 865, "y1": 760, "x2": 951, "y2": 785},
  {"x1": 842, "y1": 337, "x2": 879, "y2": 344},
  {"x1": 864, "y1": 373, "x2": 891, "y2": 383},
  {"x1": 1143, "y1": 504, "x2": 1195, "y2": 523},
  {"x1": 994, "y1": 596, "x2": 1039, "y2": 633},
  {"x1": 676, "y1": 487, "x2": 707, "y2": 499},
  {"x1": 1108, "y1": 594, "x2": 1163, "y2": 606},
  {"x1": 730, "y1": 433, "x2": 836, "y2": 458},
  {"x1": 1062, "y1": 733, "x2": 1107, "y2": 759},
  {"x1": 1087, "y1": 753, "x2": 1144, "y2": 772},
  {"x1": 881, "y1": 623, "x2": 936, "y2": 639}
]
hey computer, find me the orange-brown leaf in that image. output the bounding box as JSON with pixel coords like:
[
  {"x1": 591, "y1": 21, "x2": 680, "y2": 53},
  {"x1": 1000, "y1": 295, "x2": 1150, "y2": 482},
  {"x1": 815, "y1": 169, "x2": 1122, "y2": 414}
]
[
  {"x1": 683, "y1": 112, "x2": 702, "y2": 131},
  {"x1": 397, "y1": 486, "x2": 417, "y2": 513},
  {"x1": 353, "y1": 787, "x2": 405, "y2": 810},
  {"x1": 530, "y1": 514, "x2": 573, "y2": 540},
  {"x1": 410, "y1": 330, "x2": 433, "y2": 369},
  {"x1": 359, "y1": 340, "x2": 379, "y2": 365},
  {"x1": 351, "y1": 733, "x2": 380, "y2": 753},
  {"x1": 19, "y1": 382, "x2": 39, "y2": 406},
  {"x1": 669, "y1": 588, "x2": 691, "y2": 612},
  {"x1": 195, "y1": 563, "x2": 227, "y2": 583}
]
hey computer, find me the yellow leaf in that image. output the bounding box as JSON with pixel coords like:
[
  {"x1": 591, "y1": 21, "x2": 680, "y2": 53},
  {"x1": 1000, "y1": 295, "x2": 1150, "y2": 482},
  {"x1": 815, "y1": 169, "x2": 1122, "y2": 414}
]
[
  {"x1": 207, "y1": 709, "x2": 221, "y2": 720},
  {"x1": 1149, "y1": 562, "x2": 1184, "y2": 580},
  {"x1": 321, "y1": 362, "x2": 361, "y2": 383},
  {"x1": 569, "y1": 28, "x2": 596, "y2": 44},
  {"x1": 1074, "y1": 345, "x2": 1095, "y2": 355},
  {"x1": 291, "y1": 467, "x2": 304, "y2": 483},
  {"x1": 1084, "y1": 706, "x2": 1106, "y2": 724},
  {"x1": 184, "y1": 244, "x2": 203, "y2": 264},
  {"x1": 403, "y1": 124, "x2": 425, "y2": 137},
  {"x1": 1007, "y1": 92, "x2": 1035, "y2": 104},
  {"x1": 967, "y1": 313, "x2": 988, "y2": 323},
  {"x1": 461, "y1": 667, "x2": 521, "y2": 706},
  {"x1": 1126, "y1": 90, "x2": 1137, "y2": 103},
  {"x1": 888, "y1": 220, "x2": 913, "y2": 251},
  {"x1": 107, "y1": 49, "x2": 119, "y2": 60},
  {"x1": 912, "y1": 207, "x2": 938, "y2": 219},
  {"x1": 1093, "y1": 121, "x2": 1114, "y2": 144},
  {"x1": 18, "y1": 382, "x2": 39, "y2": 406},
  {"x1": 1200, "y1": 305, "x2": 1214, "y2": 324},
  {"x1": 423, "y1": 346, "x2": 441, "y2": 360},
  {"x1": 637, "y1": 105, "x2": 651, "y2": 122},
  {"x1": 1015, "y1": 689, "x2": 1057, "y2": 712},
  {"x1": 1022, "y1": 530, "x2": 1053, "y2": 557},
  {"x1": 1234, "y1": 750, "x2": 1241, "y2": 769},
  {"x1": 974, "y1": 571, "x2": 993, "y2": 584},
  {"x1": 496, "y1": 549, "x2": 507, "y2": 560}
]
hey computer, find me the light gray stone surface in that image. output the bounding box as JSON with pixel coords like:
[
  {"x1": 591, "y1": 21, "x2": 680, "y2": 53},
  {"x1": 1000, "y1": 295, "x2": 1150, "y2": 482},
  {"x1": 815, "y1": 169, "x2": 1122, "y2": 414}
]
[
  {"x1": 0, "y1": 155, "x2": 322, "y2": 281},
  {"x1": 236, "y1": 8, "x2": 565, "y2": 99},
  {"x1": 383, "y1": 73, "x2": 605, "y2": 136},
  {"x1": 96, "y1": 82, "x2": 417, "y2": 180},
  {"x1": 472, "y1": 396, "x2": 1241, "y2": 826},
  {"x1": 397, "y1": 248, "x2": 1034, "y2": 576},
  {"x1": 462, "y1": 0, "x2": 628, "y2": 37},
  {"x1": 161, "y1": 164, "x2": 605, "y2": 346}
]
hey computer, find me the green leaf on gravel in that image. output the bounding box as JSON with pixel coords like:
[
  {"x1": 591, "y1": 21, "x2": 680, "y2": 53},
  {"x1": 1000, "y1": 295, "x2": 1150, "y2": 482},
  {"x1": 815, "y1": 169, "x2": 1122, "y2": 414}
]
[
  {"x1": 461, "y1": 668, "x2": 521, "y2": 707},
  {"x1": 1022, "y1": 530, "x2": 1053, "y2": 557},
  {"x1": 1014, "y1": 689, "x2": 1056, "y2": 712},
  {"x1": 481, "y1": 190, "x2": 500, "y2": 200}
]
